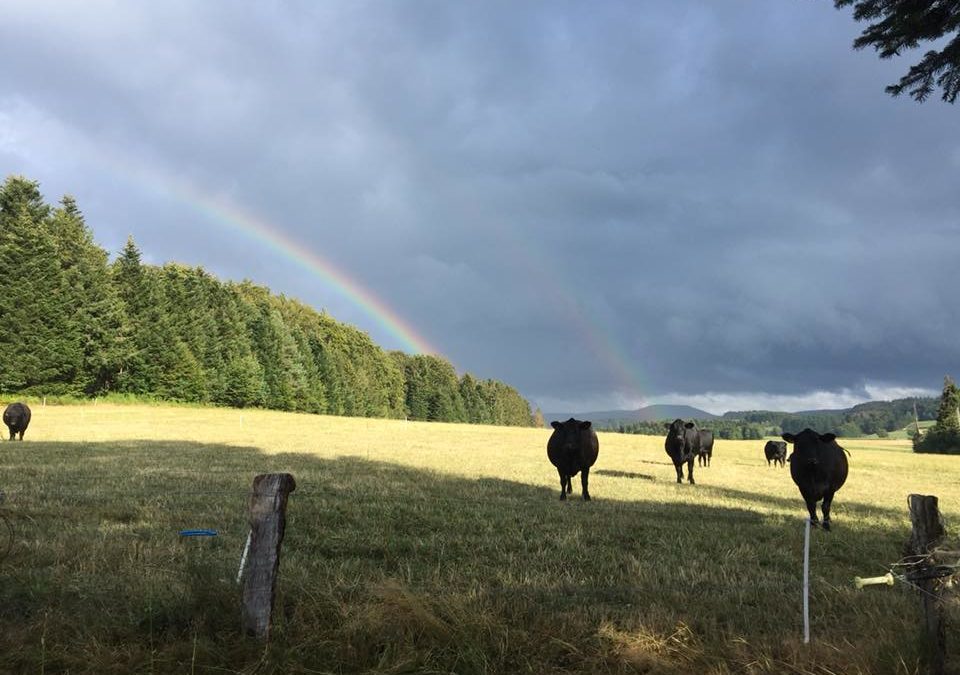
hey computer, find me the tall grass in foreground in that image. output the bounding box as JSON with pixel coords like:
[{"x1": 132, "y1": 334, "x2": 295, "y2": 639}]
[{"x1": 0, "y1": 404, "x2": 958, "y2": 674}]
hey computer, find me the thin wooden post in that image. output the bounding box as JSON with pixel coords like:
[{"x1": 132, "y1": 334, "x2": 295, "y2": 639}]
[
  {"x1": 906, "y1": 494, "x2": 946, "y2": 675},
  {"x1": 241, "y1": 473, "x2": 296, "y2": 639},
  {"x1": 914, "y1": 402, "x2": 922, "y2": 437}
]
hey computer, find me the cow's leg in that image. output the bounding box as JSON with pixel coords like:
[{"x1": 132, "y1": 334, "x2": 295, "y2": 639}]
[
  {"x1": 580, "y1": 467, "x2": 591, "y2": 501},
  {"x1": 821, "y1": 491, "x2": 836, "y2": 531},
  {"x1": 686, "y1": 458, "x2": 695, "y2": 484},
  {"x1": 674, "y1": 462, "x2": 683, "y2": 483},
  {"x1": 558, "y1": 469, "x2": 567, "y2": 500},
  {"x1": 706, "y1": 454, "x2": 710, "y2": 467},
  {"x1": 804, "y1": 496, "x2": 820, "y2": 527}
]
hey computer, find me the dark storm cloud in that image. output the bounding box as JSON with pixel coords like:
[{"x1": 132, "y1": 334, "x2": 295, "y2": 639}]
[{"x1": 1, "y1": 1, "x2": 956, "y2": 412}]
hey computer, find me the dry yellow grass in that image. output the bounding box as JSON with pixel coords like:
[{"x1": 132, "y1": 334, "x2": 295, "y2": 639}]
[
  {"x1": 23, "y1": 402, "x2": 957, "y2": 517},
  {"x1": 2, "y1": 402, "x2": 959, "y2": 674}
]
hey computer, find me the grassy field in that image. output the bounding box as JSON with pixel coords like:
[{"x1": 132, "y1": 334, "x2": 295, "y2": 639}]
[
  {"x1": 1, "y1": 403, "x2": 958, "y2": 674},
  {"x1": 857, "y1": 420, "x2": 935, "y2": 443}
]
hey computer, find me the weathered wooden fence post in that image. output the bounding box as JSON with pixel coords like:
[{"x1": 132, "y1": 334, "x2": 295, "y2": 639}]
[
  {"x1": 241, "y1": 473, "x2": 296, "y2": 639},
  {"x1": 906, "y1": 494, "x2": 947, "y2": 675}
]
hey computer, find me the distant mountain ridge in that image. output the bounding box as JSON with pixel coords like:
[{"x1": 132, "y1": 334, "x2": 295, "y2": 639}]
[
  {"x1": 543, "y1": 404, "x2": 717, "y2": 427},
  {"x1": 543, "y1": 397, "x2": 939, "y2": 432}
]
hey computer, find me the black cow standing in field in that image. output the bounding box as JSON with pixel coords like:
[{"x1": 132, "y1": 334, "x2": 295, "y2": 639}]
[
  {"x1": 664, "y1": 419, "x2": 698, "y2": 484},
  {"x1": 764, "y1": 440, "x2": 787, "y2": 467},
  {"x1": 783, "y1": 429, "x2": 849, "y2": 531},
  {"x1": 547, "y1": 418, "x2": 599, "y2": 500},
  {"x1": 697, "y1": 429, "x2": 714, "y2": 467},
  {"x1": 3, "y1": 402, "x2": 31, "y2": 441}
]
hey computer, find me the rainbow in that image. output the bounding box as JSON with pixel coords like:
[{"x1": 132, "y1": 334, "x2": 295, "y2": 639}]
[
  {"x1": 492, "y1": 226, "x2": 651, "y2": 402},
  {"x1": 83, "y1": 150, "x2": 646, "y2": 398},
  {"x1": 100, "y1": 158, "x2": 440, "y2": 357}
]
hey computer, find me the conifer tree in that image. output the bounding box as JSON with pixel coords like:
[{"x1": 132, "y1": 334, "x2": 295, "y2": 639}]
[
  {"x1": 0, "y1": 178, "x2": 76, "y2": 392},
  {"x1": 532, "y1": 407, "x2": 545, "y2": 428},
  {"x1": 915, "y1": 375, "x2": 960, "y2": 454},
  {"x1": 836, "y1": 0, "x2": 960, "y2": 102},
  {"x1": 935, "y1": 375, "x2": 960, "y2": 431},
  {"x1": 460, "y1": 373, "x2": 491, "y2": 424},
  {"x1": 48, "y1": 196, "x2": 124, "y2": 393},
  {"x1": 111, "y1": 237, "x2": 179, "y2": 394},
  {"x1": 210, "y1": 283, "x2": 266, "y2": 407}
]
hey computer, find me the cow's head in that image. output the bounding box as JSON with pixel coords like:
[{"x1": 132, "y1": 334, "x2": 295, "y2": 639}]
[
  {"x1": 552, "y1": 418, "x2": 591, "y2": 452},
  {"x1": 665, "y1": 419, "x2": 685, "y2": 438},
  {"x1": 782, "y1": 429, "x2": 836, "y2": 466}
]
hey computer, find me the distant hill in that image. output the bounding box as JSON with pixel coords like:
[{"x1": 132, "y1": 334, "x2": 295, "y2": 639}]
[
  {"x1": 543, "y1": 404, "x2": 716, "y2": 428},
  {"x1": 722, "y1": 398, "x2": 937, "y2": 422},
  {"x1": 545, "y1": 397, "x2": 939, "y2": 436}
]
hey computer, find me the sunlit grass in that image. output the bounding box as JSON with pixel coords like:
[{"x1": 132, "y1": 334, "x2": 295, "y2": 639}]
[{"x1": 1, "y1": 403, "x2": 958, "y2": 673}]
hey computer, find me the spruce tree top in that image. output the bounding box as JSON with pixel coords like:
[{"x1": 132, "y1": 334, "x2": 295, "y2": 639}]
[{"x1": 935, "y1": 375, "x2": 960, "y2": 431}]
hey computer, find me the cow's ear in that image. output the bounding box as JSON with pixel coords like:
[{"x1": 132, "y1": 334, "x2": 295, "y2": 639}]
[
  {"x1": 664, "y1": 422, "x2": 671, "y2": 429},
  {"x1": 579, "y1": 420, "x2": 592, "y2": 430},
  {"x1": 551, "y1": 421, "x2": 561, "y2": 430},
  {"x1": 819, "y1": 433, "x2": 836, "y2": 443},
  {"x1": 782, "y1": 433, "x2": 796, "y2": 444},
  {"x1": 685, "y1": 422, "x2": 695, "y2": 429}
]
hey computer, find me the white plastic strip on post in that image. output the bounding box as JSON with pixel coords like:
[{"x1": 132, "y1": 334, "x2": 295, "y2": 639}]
[
  {"x1": 803, "y1": 517, "x2": 811, "y2": 645},
  {"x1": 237, "y1": 529, "x2": 252, "y2": 584}
]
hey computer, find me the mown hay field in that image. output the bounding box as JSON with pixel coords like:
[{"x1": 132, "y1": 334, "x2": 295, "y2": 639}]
[{"x1": 1, "y1": 403, "x2": 958, "y2": 674}]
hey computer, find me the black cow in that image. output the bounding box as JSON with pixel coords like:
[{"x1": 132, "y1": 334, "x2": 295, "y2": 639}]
[
  {"x1": 783, "y1": 429, "x2": 849, "y2": 530},
  {"x1": 697, "y1": 430, "x2": 714, "y2": 467},
  {"x1": 547, "y1": 418, "x2": 600, "y2": 500},
  {"x1": 764, "y1": 440, "x2": 787, "y2": 467},
  {"x1": 664, "y1": 419, "x2": 698, "y2": 484},
  {"x1": 3, "y1": 402, "x2": 31, "y2": 441}
]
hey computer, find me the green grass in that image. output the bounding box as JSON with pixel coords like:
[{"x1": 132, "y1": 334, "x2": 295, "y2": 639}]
[
  {"x1": 1, "y1": 404, "x2": 958, "y2": 674},
  {"x1": 882, "y1": 420, "x2": 936, "y2": 441}
]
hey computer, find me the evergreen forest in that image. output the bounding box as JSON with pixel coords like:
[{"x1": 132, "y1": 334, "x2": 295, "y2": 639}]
[{"x1": 0, "y1": 176, "x2": 534, "y2": 426}]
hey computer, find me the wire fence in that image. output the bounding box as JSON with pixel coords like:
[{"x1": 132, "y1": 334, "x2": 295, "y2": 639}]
[{"x1": 2, "y1": 474, "x2": 958, "y2": 608}]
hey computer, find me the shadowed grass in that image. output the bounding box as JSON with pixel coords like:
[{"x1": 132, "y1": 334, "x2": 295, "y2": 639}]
[{"x1": 1, "y1": 404, "x2": 959, "y2": 673}]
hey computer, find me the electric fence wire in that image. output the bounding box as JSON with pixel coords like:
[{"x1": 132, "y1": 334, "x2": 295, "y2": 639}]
[
  {"x1": 4, "y1": 478, "x2": 959, "y2": 605},
  {"x1": 0, "y1": 504, "x2": 955, "y2": 607},
  {"x1": 0, "y1": 483, "x2": 787, "y2": 517}
]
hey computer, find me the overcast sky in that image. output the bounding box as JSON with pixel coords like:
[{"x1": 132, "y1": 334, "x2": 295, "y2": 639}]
[{"x1": 1, "y1": 1, "x2": 957, "y2": 414}]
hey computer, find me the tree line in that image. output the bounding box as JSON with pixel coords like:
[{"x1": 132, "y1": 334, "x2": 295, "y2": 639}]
[
  {"x1": 0, "y1": 175, "x2": 534, "y2": 427},
  {"x1": 606, "y1": 397, "x2": 938, "y2": 439},
  {"x1": 722, "y1": 398, "x2": 938, "y2": 438},
  {"x1": 914, "y1": 376, "x2": 960, "y2": 454}
]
